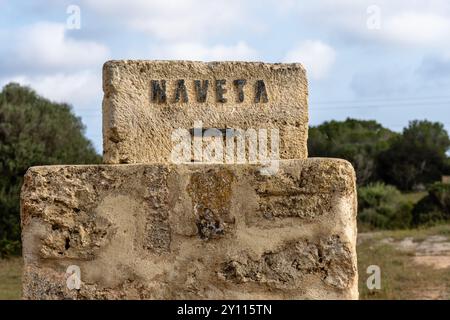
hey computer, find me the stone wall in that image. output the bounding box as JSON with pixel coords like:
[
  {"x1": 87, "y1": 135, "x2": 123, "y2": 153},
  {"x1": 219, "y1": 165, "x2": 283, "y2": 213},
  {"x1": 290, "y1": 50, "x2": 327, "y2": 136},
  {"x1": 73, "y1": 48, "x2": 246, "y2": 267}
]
[{"x1": 21, "y1": 159, "x2": 358, "y2": 299}]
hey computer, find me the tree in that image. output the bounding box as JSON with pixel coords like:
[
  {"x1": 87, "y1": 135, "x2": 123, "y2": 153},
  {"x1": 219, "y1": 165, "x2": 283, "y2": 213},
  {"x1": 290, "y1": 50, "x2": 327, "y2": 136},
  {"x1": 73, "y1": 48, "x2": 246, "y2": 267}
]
[
  {"x1": 378, "y1": 120, "x2": 450, "y2": 190},
  {"x1": 0, "y1": 83, "x2": 101, "y2": 256},
  {"x1": 308, "y1": 118, "x2": 397, "y2": 185}
]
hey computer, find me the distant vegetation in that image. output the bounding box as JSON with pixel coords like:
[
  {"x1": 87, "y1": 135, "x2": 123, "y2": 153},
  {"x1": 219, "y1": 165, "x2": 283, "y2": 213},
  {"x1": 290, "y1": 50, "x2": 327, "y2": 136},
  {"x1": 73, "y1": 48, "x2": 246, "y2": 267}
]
[
  {"x1": 309, "y1": 118, "x2": 450, "y2": 230},
  {"x1": 309, "y1": 119, "x2": 397, "y2": 186},
  {"x1": 0, "y1": 83, "x2": 101, "y2": 257}
]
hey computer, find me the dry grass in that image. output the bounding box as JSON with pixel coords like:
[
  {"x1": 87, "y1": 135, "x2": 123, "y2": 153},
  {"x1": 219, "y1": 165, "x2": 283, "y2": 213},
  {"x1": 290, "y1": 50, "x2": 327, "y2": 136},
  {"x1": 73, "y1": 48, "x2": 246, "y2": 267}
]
[
  {"x1": 0, "y1": 256, "x2": 22, "y2": 300},
  {"x1": 358, "y1": 224, "x2": 450, "y2": 299}
]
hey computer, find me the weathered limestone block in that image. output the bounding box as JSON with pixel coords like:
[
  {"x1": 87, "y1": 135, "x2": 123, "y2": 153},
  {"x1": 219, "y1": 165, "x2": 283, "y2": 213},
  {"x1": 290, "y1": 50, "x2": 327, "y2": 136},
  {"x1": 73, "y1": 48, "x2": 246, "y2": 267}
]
[
  {"x1": 21, "y1": 158, "x2": 357, "y2": 299},
  {"x1": 102, "y1": 60, "x2": 308, "y2": 164}
]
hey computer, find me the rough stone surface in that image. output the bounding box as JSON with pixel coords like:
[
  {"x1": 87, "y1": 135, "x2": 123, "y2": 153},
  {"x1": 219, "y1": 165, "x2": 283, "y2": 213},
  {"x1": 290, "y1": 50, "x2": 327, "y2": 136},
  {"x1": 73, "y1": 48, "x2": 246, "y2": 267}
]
[
  {"x1": 21, "y1": 158, "x2": 358, "y2": 299},
  {"x1": 102, "y1": 60, "x2": 308, "y2": 164}
]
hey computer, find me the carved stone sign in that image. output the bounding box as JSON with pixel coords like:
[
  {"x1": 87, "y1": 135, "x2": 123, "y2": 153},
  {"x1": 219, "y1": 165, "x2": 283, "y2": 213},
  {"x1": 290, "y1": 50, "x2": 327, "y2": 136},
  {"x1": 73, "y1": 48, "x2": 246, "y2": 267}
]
[
  {"x1": 102, "y1": 61, "x2": 308, "y2": 164},
  {"x1": 149, "y1": 79, "x2": 269, "y2": 104},
  {"x1": 21, "y1": 60, "x2": 358, "y2": 300}
]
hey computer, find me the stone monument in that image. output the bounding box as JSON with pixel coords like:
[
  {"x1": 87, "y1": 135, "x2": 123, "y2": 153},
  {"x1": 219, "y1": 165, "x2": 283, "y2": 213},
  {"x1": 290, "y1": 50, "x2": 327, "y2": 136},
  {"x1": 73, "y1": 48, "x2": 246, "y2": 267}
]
[{"x1": 21, "y1": 61, "x2": 358, "y2": 299}]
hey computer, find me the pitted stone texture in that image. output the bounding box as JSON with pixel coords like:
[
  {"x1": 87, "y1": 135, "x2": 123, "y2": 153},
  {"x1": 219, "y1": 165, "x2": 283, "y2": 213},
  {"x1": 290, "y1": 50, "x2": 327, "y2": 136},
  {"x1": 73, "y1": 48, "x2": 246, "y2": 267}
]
[
  {"x1": 102, "y1": 60, "x2": 308, "y2": 164},
  {"x1": 21, "y1": 159, "x2": 357, "y2": 299}
]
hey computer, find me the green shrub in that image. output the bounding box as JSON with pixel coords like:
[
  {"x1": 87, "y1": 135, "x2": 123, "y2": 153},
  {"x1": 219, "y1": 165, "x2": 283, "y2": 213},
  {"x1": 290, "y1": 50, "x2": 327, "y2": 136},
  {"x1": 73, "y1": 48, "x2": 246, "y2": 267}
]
[
  {"x1": 358, "y1": 182, "x2": 413, "y2": 230},
  {"x1": 412, "y1": 182, "x2": 450, "y2": 226}
]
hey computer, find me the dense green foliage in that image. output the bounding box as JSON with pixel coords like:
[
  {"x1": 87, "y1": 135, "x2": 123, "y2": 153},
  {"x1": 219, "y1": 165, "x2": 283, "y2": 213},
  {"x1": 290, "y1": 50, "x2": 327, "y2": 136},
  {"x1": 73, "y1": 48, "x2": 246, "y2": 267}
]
[
  {"x1": 308, "y1": 119, "x2": 397, "y2": 185},
  {"x1": 378, "y1": 120, "x2": 450, "y2": 190},
  {"x1": 358, "y1": 183, "x2": 413, "y2": 230},
  {"x1": 0, "y1": 83, "x2": 101, "y2": 257},
  {"x1": 309, "y1": 118, "x2": 450, "y2": 190}
]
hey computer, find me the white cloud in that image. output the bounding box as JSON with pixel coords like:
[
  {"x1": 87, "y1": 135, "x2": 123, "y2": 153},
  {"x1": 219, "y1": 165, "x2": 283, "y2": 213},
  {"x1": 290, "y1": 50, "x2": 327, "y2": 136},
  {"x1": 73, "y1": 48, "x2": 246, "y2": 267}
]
[
  {"x1": 150, "y1": 41, "x2": 258, "y2": 61},
  {"x1": 81, "y1": 0, "x2": 252, "y2": 41},
  {"x1": 7, "y1": 22, "x2": 109, "y2": 73},
  {"x1": 284, "y1": 40, "x2": 336, "y2": 80},
  {"x1": 382, "y1": 13, "x2": 450, "y2": 48},
  {"x1": 0, "y1": 21, "x2": 108, "y2": 112},
  {"x1": 278, "y1": 0, "x2": 450, "y2": 51},
  {"x1": 1, "y1": 71, "x2": 101, "y2": 109}
]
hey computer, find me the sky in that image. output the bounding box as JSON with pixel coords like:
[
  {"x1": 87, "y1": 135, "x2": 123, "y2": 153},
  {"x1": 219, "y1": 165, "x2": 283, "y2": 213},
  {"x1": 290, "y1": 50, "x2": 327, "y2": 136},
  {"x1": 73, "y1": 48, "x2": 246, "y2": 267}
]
[{"x1": 1, "y1": 0, "x2": 450, "y2": 152}]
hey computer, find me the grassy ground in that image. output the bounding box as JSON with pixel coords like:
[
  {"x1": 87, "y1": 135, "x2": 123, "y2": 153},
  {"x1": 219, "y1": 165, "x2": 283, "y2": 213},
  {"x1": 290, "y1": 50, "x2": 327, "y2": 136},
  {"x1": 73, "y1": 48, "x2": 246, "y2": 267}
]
[
  {"x1": 0, "y1": 256, "x2": 22, "y2": 300},
  {"x1": 358, "y1": 224, "x2": 450, "y2": 299},
  {"x1": 1, "y1": 224, "x2": 449, "y2": 300}
]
